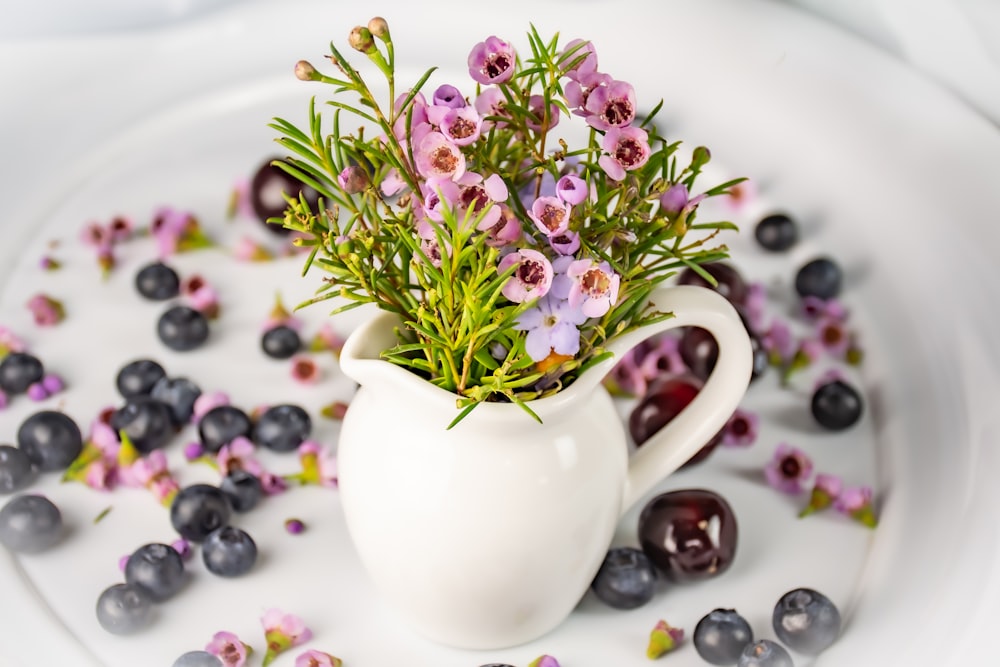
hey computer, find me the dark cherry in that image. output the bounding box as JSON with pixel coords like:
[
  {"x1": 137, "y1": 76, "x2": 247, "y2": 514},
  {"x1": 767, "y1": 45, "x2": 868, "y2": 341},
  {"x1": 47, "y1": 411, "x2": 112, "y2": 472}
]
[
  {"x1": 638, "y1": 489, "x2": 738, "y2": 583},
  {"x1": 249, "y1": 157, "x2": 320, "y2": 234},
  {"x1": 677, "y1": 262, "x2": 747, "y2": 307},
  {"x1": 629, "y1": 375, "x2": 723, "y2": 468},
  {"x1": 680, "y1": 324, "x2": 767, "y2": 384}
]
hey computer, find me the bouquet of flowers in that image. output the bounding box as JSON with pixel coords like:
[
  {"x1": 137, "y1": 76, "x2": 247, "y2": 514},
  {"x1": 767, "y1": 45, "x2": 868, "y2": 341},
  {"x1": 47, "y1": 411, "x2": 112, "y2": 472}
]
[{"x1": 273, "y1": 17, "x2": 742, "y2": 424}]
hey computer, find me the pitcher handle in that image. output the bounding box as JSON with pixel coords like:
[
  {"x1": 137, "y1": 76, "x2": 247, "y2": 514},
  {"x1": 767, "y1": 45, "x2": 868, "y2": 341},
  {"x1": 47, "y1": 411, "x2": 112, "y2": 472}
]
[{"x1": 604, "y1": 285, "x2": 753, "y2": 515}]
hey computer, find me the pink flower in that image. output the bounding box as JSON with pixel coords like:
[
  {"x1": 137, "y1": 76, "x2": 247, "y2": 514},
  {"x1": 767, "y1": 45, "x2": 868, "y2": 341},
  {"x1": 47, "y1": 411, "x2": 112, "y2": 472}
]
[
  {"x1": 391, "y1": 90, "x2": 428, "y2": 141},
  {"x1": 193, "y1": 392, "x2": 231, "y2": 422},
  {"x1": 291, "y1": 356, "x2": 320, "y2": 384},
  {"x1": 762, "y1": 320, "x2": 795, "y2": 363},
  {"x1": 262, "y1": 609, "x2": 312, "y2": 666},
  {"x1": 26, "y1": 294, "x2": 65, "y2": 326},
  {"x1": 548, "y1": 230, "x2": 580, "y2": 256},
  {"x1": 816, "y1": 317, "x2": 850, "y2": 357},
  {"x1": 659, "y1": 183, "x2": 706, "y2": 217},
  {"x1": 565, "y1": 71, "x2": 611, "y2": 114},
  {"x1": 108, "y1": 216, "x2": 134, "y2": 243},
  {"x1": 455, "y1": 171, "x2": 508, "y2": 229},
  {"x1": 799, "y1": 473, "x2": 843, "y2": 517},
  {"x1": 525, "y1": 95, "x2": 560, "y2": 132},
  {"x1": 259, "y1": 471, "x2": 289, "y2": 496},
  {"x1": 233, "y1": 236, "x2": 273, "y2": 262},
  {"x1": 561, "y1": 38, "x2": 598, "y2": 78},
  {"x1": 439, "y1": 106, "x2": 483, "y2": 146},
  {"x1": 646, "y1": 620, "x2": 685, "y2": 659},
  {"x1": 744, "y1": 282, "x2": 768, "y2": 334},
  {"x1": 722, "y1": 408, "x2": 760, "y2": 447},
  {"x1": 764, "y1": 444, "x2": 814, "y2": 494},
  {"x1": 120, "y1": 450, "x2": 169, "y2": 488},
  {"x1": 474, "y1": 87, "x2": 508, "y2": 129},
  {"x1": 291, "y1": 441, "x2": 338, "y2": 487},
  {"x1": 498, "y1": 249, "x2": 553, "y2": 303},
  {"x1": 0, "y1": 326, "x2": 27, "y2": 353},
  {"x1": 835, "y1": 484, "x2": 878, "y2": 528},
  {"x1": 555, "y1": 174, "x2": 588, "y2": 205},
  {"x1": 295, "y1": 649, "x2": 342, "y2": 667},
  {"x1": 528, "y1": 196, "x2": 571, "y2": 237},
  {"x1": 584, "y1": 79, "x2": 636, "y2": 130},
  {"x1": 801, "y1": 295, "x2": 848, "y2": 321},
  {"x1": 84, "y1": 459, "x2": 117, "y2": 491},
  {"x1": 414, "y1": 131, "x2": 466, "y2": 181},
  {"x1": 566, "y1": 259, "x2": 620, "y2": 317},
  {"x1": 337, "y1": 165, "x2": 370, "y2": 194},
  {"x1": 379, "y1": 168, "x2": 407, "y2": 196},
  {"x1": 478, "y1": 204, "x2": 522, "y2": 247},
  {"x1": 309, "y1": 323, "x2": 346, "y2": 355},
  {"x1": 529, "y1": 655, "x2": 562, "y2": 667},
  {"x1": 467, "y1": 36, "x2": 516, "y2": 85},
  {"x1": 206, "y1": 630, "x2": 250, "y2": 667},
  {"x1": 599, "y1": 126, "x2": 651, "y2": 181},
  {"x1": 638, "y1": 334, "x2": 686, "y2": 379},
  {"x1": 217, "y1": 436, "x2": 261, "y2": 476}
]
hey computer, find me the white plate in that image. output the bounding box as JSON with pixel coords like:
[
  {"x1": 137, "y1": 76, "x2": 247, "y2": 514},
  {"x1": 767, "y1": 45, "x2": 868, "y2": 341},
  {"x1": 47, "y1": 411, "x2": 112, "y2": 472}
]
[{"x1": 1, "y1": 1, "x2": 999, "y2": 665}]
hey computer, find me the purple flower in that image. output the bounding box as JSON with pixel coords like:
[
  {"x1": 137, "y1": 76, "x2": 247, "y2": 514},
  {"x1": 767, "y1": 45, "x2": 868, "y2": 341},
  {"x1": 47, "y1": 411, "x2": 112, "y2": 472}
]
[
  {"x1": 561, "y1": 38, "x2": 598, "y2": 78},
  {"x1": 467, "y1": 36, "x2": 516, "y2": 85},
  {"x1": 514, "y1": 294, "x2": 588, "y2": 362},
  {"x1": 183, "y1": 441, "x2": 205, "y2": 462},
  {"x1": 659, "y1": 183, "x2": 706, "y2": 216},
  {"x1": 26, "y1": 294, "x2": 65, "y2": 326},
  {"x1": 598, "y1": 126, "x2": 651, "y2": 181},
  {"x1": 432, "y1": 84, "x2": 466, "y2": 109},
  {"x1": 606, "y1": 351, "x2": 647, "y2": 398},
  {"x1": 528, "y1": 196, "x2": 571, "y2": 237},
  {"x1": 556, "y1": 174, "x2": 588, "y2": 205},
  {"x1": 41, "y1": 374, "x2": 64, "y2": 395},
  {"x1": 584, "y1": 79, "x2": 636, "y2": 130},
  {"x1": 295, "y1": 650, "x2": 342, "y2": 667},
  {"x1": 567, "y1": 259, "x2": 620, "y2": 317},
  {"x1": 764, "y1": 443, "x2": 814, "y2": 494},
  {"x1": 216, "y1": 436, "x2": 261, "y2": 476},
  {"x1": 171, "y1": 538, "x2": 192, "y2": 561},
  {"x1": 206, "y1": 630, "x2": 249, "y2": 667},
  {"x1": 526, "y1": 94, "x2": 560, "y2": 132},
  {"x1": 762, "y1": 320, "x2": 795, "y2": 363},
  {"x1": 414, "y1": 131, "x2": 465, "y2": 181},
  {"x1": 801, "y1": 295, "x2": 848, "y2": 321},
  {"x1": 26, "y1": 383, "x2": 48, "y2": 401},
  {"x1": 439, "y1": 106, "x2": 483, "y2": 146},
  {"x1": 456, "y1": 171, "x2": 508, "y2": 228},
  {"x1": 285, "y1": 518, "x2": 306, "y2": 535},
  {"x1": 548, "y1": 230, "x2": 580, "y2": 255},
  {"x1": 419, "y1": 177, "x2": 462, "y2": 225},
  {"x1": 744, "y1": 282, "x2": 768, "y2": 334},
  {"x1": 499, "y1": 249, "x2": 553, "y2": 303}
]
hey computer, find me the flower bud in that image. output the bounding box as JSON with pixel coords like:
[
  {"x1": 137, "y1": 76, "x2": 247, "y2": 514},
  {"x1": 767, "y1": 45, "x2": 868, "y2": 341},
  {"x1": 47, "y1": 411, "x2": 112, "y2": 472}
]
[
  {"x1": 338, "y1": 165, "x2": 370, "y2": 194},
  {"x1": 294, "y1": 60, "x2": 317, "y2": 81},
  {"x1": 692, "y1": 145, "x2": 712, "y2": 167},
  {"x1": 367, "y1": 16, "x2": 389, "y2": 38},
  {"x1": 349, "y1": 26, "x2": 375, "y2": 53}
]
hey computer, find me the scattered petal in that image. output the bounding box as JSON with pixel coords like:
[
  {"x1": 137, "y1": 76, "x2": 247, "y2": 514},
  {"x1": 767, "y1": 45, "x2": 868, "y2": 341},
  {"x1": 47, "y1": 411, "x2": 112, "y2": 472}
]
[{"x1": 647, "y1": 619, "x2": 684, "y2": 659}]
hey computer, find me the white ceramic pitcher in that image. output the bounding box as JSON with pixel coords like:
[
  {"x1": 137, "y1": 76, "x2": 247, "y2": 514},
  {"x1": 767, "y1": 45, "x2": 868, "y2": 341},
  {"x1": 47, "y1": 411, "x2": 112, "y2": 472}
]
[{"x1": 337, "y1": 284, "x2": 752, "y2": 649}]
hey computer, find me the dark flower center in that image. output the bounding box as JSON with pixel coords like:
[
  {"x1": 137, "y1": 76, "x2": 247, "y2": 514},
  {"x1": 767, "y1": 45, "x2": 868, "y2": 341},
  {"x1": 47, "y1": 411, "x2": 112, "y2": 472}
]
[
  {"x1": 780, "y1": 457, "x2": 801, "y2": 478},
  {"x1": 517, "y1": 259, "x2": 545, "y2": 286},
  {"x1": 539, "y1": 204, "x2": 566, "y2": 231},
  {"x1": 821, "y1": 324, "x2": 843, "y2": 345},
  {"x1": 581, "y1": 268, "x2": 610, "y2": 297},
  {"x1": 603, "y1": 99, "x2": 634, "y2": 126},
  {"x1": 485, "y1": 54, "x2": 511, "y2": 79},
  {"x1": 461, "y1": 186, "x2": 488, "y2": 213},
  {"x1": 615, "y1": 138, "x2": 644, "y2": 167},
  {"x1": 448, "y1": 117, "x2": 477, "y2": 139},
  {"x1": 431, "y1": 146, "x2": 458, "y2": 172},
  {"x1": 730, "y1": 417, "x2": 749, "y2": 436}
]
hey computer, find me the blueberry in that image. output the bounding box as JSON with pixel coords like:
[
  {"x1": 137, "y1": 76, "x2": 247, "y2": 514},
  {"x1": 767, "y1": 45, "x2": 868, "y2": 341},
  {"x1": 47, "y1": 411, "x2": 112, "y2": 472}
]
[
  {"x1": 170, "y1": 484, "x2": 232, "y2": 543},
  {"x1": 116, "y1": 359, "x2": 167, "y2": 398},
  {"x1": 0, "y1": 445, "x2": 36, "y2": 494},
  {"x1": 773, "y1": 587, "x2": 841, "y2": 655},
  {"x1": 811, "y1": 380, "x2": 863, "y2": 430},
  {"x1": 0, "y1": 494, "x2": 63, "y2": 553},
  {"x1": 590, "y1": 547, "x2": 657, "y2": 609},
  {"x1": 261, "y1": 325, "x2": 302, "y2": 360},
  {"x1": 135, "y1": 262, "x2": 180, "y2": 301},
  {"x1": 151, "y1": 376, "x2": 202, "y2": 426},
  {"x1": 157, "y1": 305, "x2": 209, "y2": 352},
  {"x1": 220, "y1": 470, "x2": 262, "y2": 513},
  {"x1": 111, "y1": 396, "x2": 175, "y2": 454},
  {"x1": 738, "y1": 639, "x2": 794, "y2": 667},
  {"x1": 693, "y1": 608, "x2": 753, "y2": 665},
  {"x1": 202, "y1": 526, "x2": 257, "y2": 577},
  {"x1": 17, "y1": 410, "x2": 82, "y2": 472},
  {"x1": 96, "y1": 583, "x2": 153, "y2": 635},
  {"x1": 125, "y1": 543, "x2": 186, "y2": 602},
  {"x1": 0, "y1": 352, "x2": 44, "y2": 394},
  {"x1": 754, "y1": 213, "x2": 798, "y2": 252},
  {"x1": 794, "y1": 257, "x2": 842, "y2": 300},
  {"x1": 173, "y1": 651, "x2": 223, "y2": 667},
  {"x1": 198, "y1": 405, "x2": 252, "y2": 453},
  {"x1": 253, "y1": 404, "x2": 311, "y2": 452}
]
